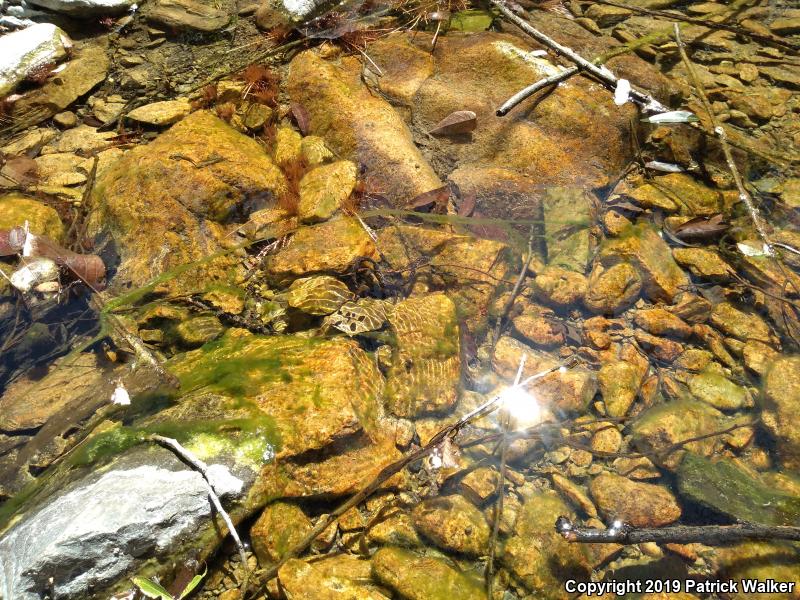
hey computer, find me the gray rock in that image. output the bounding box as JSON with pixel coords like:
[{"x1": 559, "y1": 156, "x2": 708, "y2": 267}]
[
  {"x1": 0, "y1": 23, "x2": 71, "y2": 97},
  {"x1": 26, "y1": 0, "x2": 136, "y2": 16},
  {"x1": 0, "y1": 448, "x2": 248, "y2": 600}
]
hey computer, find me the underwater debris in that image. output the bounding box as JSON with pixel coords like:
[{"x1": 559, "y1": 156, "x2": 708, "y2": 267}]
[{"x1": 428, "y1": 110, "x2": 477, "y2": 136}]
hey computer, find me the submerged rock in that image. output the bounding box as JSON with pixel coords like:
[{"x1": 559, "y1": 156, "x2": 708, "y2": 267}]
[
  {"x1": 677, "y1": 453, "x2": 800, "y2": 526},
  {"x1": 287, "y1": 50, "x2": 442, "y2": 206},
  {"x1": 126, "y1": 100, "x2": 192, "y2": 126},
  {"x1": 598, "y1": 360, "x2": 646, "y2": 417},
  {"x1": 371, "y1": 547, "x2": 484, "y2": 600},
  {"x1": 385, "y1": 293, "x2": 461, "y2": 418},
  {"x1": 0, "y1": 24, "x2": 71, "y2": 97},
  {"x1": 411, "y1": 494, "x2": 489, "y2": 556},
  {"x1": 762, "y1": 356, "x2": 800, "y2": 471},
  {"x1": 502, "y1": 490, "x2": 591, "y2": 595},
  {"x1": 589, "y1": 472, "x2": 681, "y2": 527},
  {"x1": 279, "y1": 555, "x2": 389, "y2": 600},
  {"x1": 584, "y1": 262, "x2": 642, "y2": 314},
  {"x1": 687, "y1": 368, "x2": 751, "y2": 411},
  {"x1": 90, "y1": 110, "x2": 286, "y2": 291},
  {"x1": 250, "y1": 501, "x2": 312, "y2": 564},
  {"x1": 145, "y1": 0, "x2": 230, "y2": 31},
  {"x1": 297, "y1": 160, "x2": 357, "y2": 223}
]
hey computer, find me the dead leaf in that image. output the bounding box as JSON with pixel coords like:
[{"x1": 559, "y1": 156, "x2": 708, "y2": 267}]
[
  {"x1": 0, "y1": 155, "x2": 39, "y2": 186},
  {"x1": 457, "y1": 191, "x2": 477, "y2": 217},
  {"x1": 22, "y1": 234, "x2": 107, "y2": 289},
  {"x1": 670, "y1": 213, "x2": 728, "y2": 242},
  {"x1": 290, "y1": 102, "x2": 310, "y2": 135},
  {"x1": 408, "y1": 185, "x2": 450, "y2": 213},
  {"x1": 429, "y1": 110, "x2": 477, "y2": 136}
]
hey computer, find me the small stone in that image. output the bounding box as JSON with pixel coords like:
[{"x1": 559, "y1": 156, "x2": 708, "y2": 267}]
[
  {"x1": 762, "y1": 356, "x2": 800, "y2": 471},
  {"x1": 737, "y1": 62, "x2": 759, "y2": 82},
  {"x1": 742, "y1": 340, "x2": 779, "y2": 375},
  {"x1": 584, "y1": 3, "x2": 631, "y2": 26},
  {"x1": 366, "y1": 511, "x2": 422, "y2": 548},
  {"x1": 634, "y1": 330, "x2": 684, "y2": 363},
  {"x1": 670, "y1": 292, "x2": 712, "y2": 324},
  {"x1": 590, "y1": 472, "x2": 681, "y2": 527},
  {"x1": 145, "y1": 0, "x2": 230, "y2": 32},
  {"x1": 52, "y1": 111, "x2": 77, "y2": 128},
  {"x1": 770, "y1": 17, "x2": 800, "y2": 35},
  {"x1": 460, "y1": 467, "x2": 500, "y2": 504},
  {"x1": 688, "y1": 368, "x2": 750, "y2": 411},
  {"x1": 41, "y1": 125, "x2": 116, "y2": 154},
  {"x1": 250, "y1": 502, "x2": 312, "y2": 564},
  {"x1": 674, "y1": 348, "x2": 713, "y2": 371},
  {"x1": 533, "y1": 266, "x2": 587, "y2": 309},
  {"x1": 127, "y1": 100, "x2": 192, "y2": 126},
  {"x1": 551, "y1": 473, "x2": 598, "y2": 517},
  {"x1": 591, "y1": 422, "x2": 622, "y2": 454},
  {"x1": 584, "y1": 262, "x2": 642, "y2": 314},
  {"x1": 301, "y1": 136, "x2": 334, "y2": 166},
  {"x1": 411, "y1": 494, "x2": 489, "y2": 556},
  {"x1": 613, "y1": 456, "x2": 661, "y2": 480},
  {"x1": 298, "y1": 160, "x2": 357, "y2": 223},
  {"x1": 633, "y1": 308, "x2": 692, "y2": 338},
  {"x1": 273, "y1": 125, "x2": 303, "y2": 166},
  {"x1": 511, "y1": 303, "x2": 565, "y2": 348},
  {"x1": 173, "y1": 314, "x2": 224, "y2": 348},
  {"x1": 91, "y1": 99, "x2": 126, "y2": 124},
  {"x1": 672, "y1": 247, "x2": 735, "y2": 281},
  {"x1": 240, "y1": 102, "x2": 272, "y2": 130},
  {"x1": 598, "y1": 361, "x2": 644, "y2": 417},
  {"x1": 710, "y1": 302, "x2": 775, "y2": 345}
]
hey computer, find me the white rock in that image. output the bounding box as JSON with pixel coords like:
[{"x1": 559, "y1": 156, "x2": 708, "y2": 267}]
[
  {"x1": 205, "y1": 464, "x2": 244, "y2": 498},
  {"x1": 0, "y1": 23, "x2": 72, "y2": 97},
  {"x1": 9, "y1": 257, "x2": 59, "y2": 292},
  {"x1": 26, "y1": 0, "x2": 136, "y2": 16}
]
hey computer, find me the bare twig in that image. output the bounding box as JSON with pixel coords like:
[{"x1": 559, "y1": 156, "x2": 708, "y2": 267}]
[
  {"x1": 556, "y1": 516, "x2": 800, "y2": 544},
  {"x1": 149, "y1": 435, "x2": 250, "y2": 600},
  {"x1": 490, "y1": 0, "x2": 668, "y2": 113},
  {"x1": 491, "y1": 226, "x2": 535, "y2": 354},
  {"x1": 496, "y1": 66, "x2": 579, "y2": 116}
]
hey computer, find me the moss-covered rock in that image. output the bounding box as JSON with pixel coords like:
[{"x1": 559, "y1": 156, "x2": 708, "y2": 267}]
[
  {"x1": 711, "y1": 542, "x2": 800, "y2": 600},
  {"x1": 0, "y1": 192, "x2": 65, "y2": 242},
  {"x1": 287, "y1": 50, "x2": 442, "y2": 206},
  {"x1": 687, "y1": 368, "x2": 750, "y2": 411},
  {"x1": 279, "y1": 555, "x2": 390, "y2": 600},
  {"x1": 90, "y1": 110, "x2": 287, "y2": 292},
  {"x1": 598, "y1": 360, "x2": 646, "y2": 417},
  {"x1": 589, "y1": 472, "x2": 681, "y2": 527},
  {"x1": 385, "y1": 293, "x2": 461, "y2": 417},
  {"x1": 411, "y1": 494, "x2": 489, "y2": 556},
  {"x1": 297, "y1": 160, "x2": 357, "y2": 223},
  {"x1": 584, "y1": 262, "x2": 642, "y2": 314},
  {"x1": 502, "y1": 490, "x2": 591, "y2": 596},
  {"x1": 598, "y1": 223, "x2": 688, "y2": 303},
  {"x1": 677, "y1": 454, "x2": 800, "y2": 526},
  {"x1": 762, "y1": 356, "x2": 800, "y2": 471},
  {"x1": 624, "y1": 173, "x2": 722, "y2": 216},
  {"x1": 372, "y1": 547, "x2": 485, "y2": 600},
  {"x1": 710, "y1": 302, "x2": 776, "y2": 345},
  {"x1": 250, "y1": 501, "x2": 312, "y2": 564}
]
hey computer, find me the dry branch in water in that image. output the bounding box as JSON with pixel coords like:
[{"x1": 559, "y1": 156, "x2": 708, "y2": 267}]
[{"x1": 556, "y1": 516, "x2": 800, "y2": 544}]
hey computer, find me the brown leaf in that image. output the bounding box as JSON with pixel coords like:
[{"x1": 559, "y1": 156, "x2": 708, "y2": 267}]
[
  {"x1": 290, "y1": 102, "x2": 310, "y2": 135},
  {"x1": 429, "y1": 110, "x2": 477, "y2": 136},
  {"x1": 408, "y1": 185, "x2": 450, "y2": 212},
  {"x1": 0, "y1": 155, "x2": 39, "y2": 186},
  {"x1": 457, "y1": 191, "x2": 477, "y2": 217},
  {"x1": 671, "y1": 213, "x2": 728, "y2": 242},
  {"x1": 25, "y1": 235, "x2": 107, "y2": 289}
]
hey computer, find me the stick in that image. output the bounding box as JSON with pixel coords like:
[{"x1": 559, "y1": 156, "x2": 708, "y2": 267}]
[
  {"x1": 556, "y1": 516, "x2": 800, "y2": 544},
  {"x1": 496, "y1": 66, "x2": 579, "y2": 116},
  {"x1": 489, "y1": 0, "x2": 667, "y2": 113},
  {"x1": 150, "y1": 435, "x2": 250, "y2": 600},
  {"x1": 491, "y1": 226, "x2": 535, "y2": 354},
  {"x1": 255, "y1": 360, "x2": 567, "y2": 586}
]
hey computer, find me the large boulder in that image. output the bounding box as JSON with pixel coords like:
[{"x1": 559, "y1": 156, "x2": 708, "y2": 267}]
[{"x1": 27, "y1": 0, "x2": 136, "y2": 16}]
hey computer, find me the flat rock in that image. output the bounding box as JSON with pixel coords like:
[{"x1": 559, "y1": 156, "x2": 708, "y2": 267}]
[
  {"x1": 126, "y1": 99, "x2": 192, "y2": 126},
  {"x1": 297, "y1": 160, "x2": 357, "y2": 223},
  {"x1": 7, "y1": 43, "x2": 109, "y2": 132},
  {"x1": 589, "y1": 472, "x2": 681, "y2": 527},
  {"x1": 762, "y1": 356, "x2": 800, "y2": 471},
  {"x1": 411, "y1": 494, "x2": 489, "y2": 556},
  {"x1": 145, "y1": 0, "x2": 230, "y2": 31},
  {"x1": 27, "y1": 0, "x2": 136, "y2": 15},
  {"x1": 372, "y1": 547, "x2": 484, "y2": 600},
  {"x1": 0, "y1": 23, "x2": 71, "y2": 97},
  {"x1": 89, "y1": 110, "x2": 286, "y2": 291},
  {"x1": 287, "y1": 49, "x2": 442, "y2": 206}
]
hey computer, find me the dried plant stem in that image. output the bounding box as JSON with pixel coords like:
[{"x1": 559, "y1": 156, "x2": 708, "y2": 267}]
[
  {"x1": 490, "y1": 0, "x2": 667, "y2": 113},
  {"x1": 149, "y1": 435, "x2": 250, "y2": 600},
  {"x1": 556, "y1": 517, "x2": 800, "y2": 544},
  {"x1": 491, "y1": 226, "x2": 535, "y2": 354},
  {"x1": 256, "y1": 360, "x2": 565, "y2": 586},
  {"x1": 496, "y1": 66, "x2": 579, "y2": 116}
]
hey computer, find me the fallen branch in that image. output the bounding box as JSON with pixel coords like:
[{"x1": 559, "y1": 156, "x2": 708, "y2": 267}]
[
  {"x1": 491, "y1": 226, "x2": 535, "y2": 354},
  {"x1": 149, "y1": 435, "x2": 250, "y2": 600},
  {"x1": 254, "y1": 359, "x2": 568, "y2": 587},
  {"x1": 496, "y1": 66, "x2": 578, "y2": 116},
  {"x1": 555, "y1": 516, "x2": 800, "y2": 544},
  {"x1": 490, "y1": 0, "x2": 668, "y2": 114}
]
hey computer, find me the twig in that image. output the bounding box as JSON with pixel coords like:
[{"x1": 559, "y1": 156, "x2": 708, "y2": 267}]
[
  {"x1": 254, "y1": 359, "x2": 568, "y2": 587},
  {"x1": 491, "y1": 226, "x2": 535, "y2": 354},
  {"x1": 490, "y1": 0, "x2": 667, "y2": 113},
  {"x1": 485, "y1": 355, "x2": 526, "y2": 594},
  {"x1": 149, "y1": 435, "x2": 250, "y2": 600},
  {"x1": 556, "y1": 516, "x2": 800, "y2": 544},
  {"x1": 496, "y1": 66, "x2": 578, "y2": 116}
]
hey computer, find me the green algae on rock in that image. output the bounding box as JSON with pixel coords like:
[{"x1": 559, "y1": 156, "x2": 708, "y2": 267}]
[
  {"x1": 297, "y1": 160, "x2": 358, "y2": 223},
  {"x1": 279, "y1": 555, "x2": 390, "y2": 600},
  {"x1": 372, "y1": 546, "x2": 485, "y2": 600},
  {"x1": 762, "y1": 356, "x2": 800, "y2": 471},
  {"x1": 410, "y1": 494, "x2": 490, "y2": 556},
  {"x1": 250, "y1": 501, "x2": 312, "y2": 563},
  {"x1": 89, "y1": 110, "x2": 287, "y2": 292},
  {"x1": 0, "y1": 193, "x2": 65, "y2": 242},
  {"x1": 589, "y1": 471, "x2": 681, "y2": 527}
]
